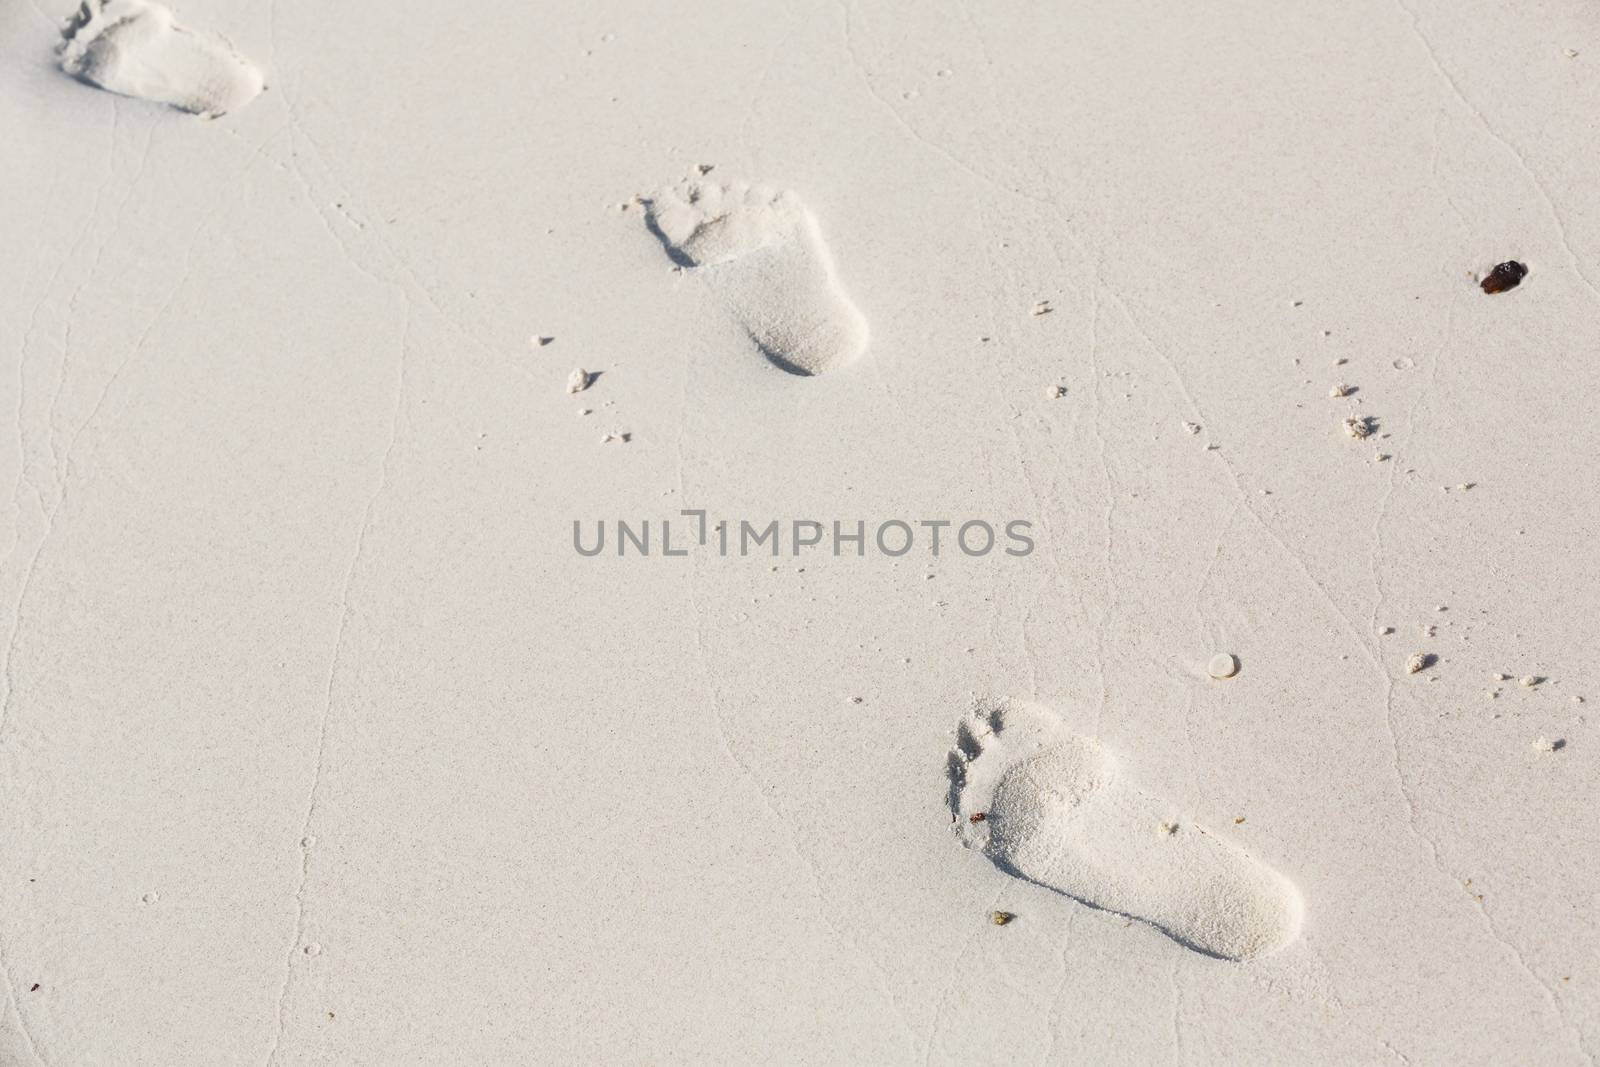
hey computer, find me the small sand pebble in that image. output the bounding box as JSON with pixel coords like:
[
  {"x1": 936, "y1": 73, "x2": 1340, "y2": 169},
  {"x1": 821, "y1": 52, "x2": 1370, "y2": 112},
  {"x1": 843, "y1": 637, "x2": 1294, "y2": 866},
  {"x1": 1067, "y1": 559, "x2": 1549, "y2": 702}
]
[
  {"x1": 1344, "y1": 416, "x2": 1373, "y2": 439},
  {"x1": 1183, "y1": 422, "x2": 1201, "y2": 435},
  {"x1": 1329, "y1": 383, "x2": 1352, "y2": 398},
  {"x1": 1031, "y1": 300, "x2": 1053, "y2": 316},
  {"x1": 1564, "y1": 48, "x2": 1579, "y2": 59},
  {"x1": 1049, "y1": 385, "x2": 1068, "y2": 398},
  {"x1": 1207, "y1": 653, "x2": 1240, "y2": 679},
  {"x1": 140, "y1": 892, "x2": 159, "y2": 905},
  {"x1": 1374, "y1": 452, "x2": 1391, "y2": 463},
  {"x1": 1406, "y1": 652, "x2": 1429, "y2": 674},
  {"x1": 991, "y1": 911, "x2": 1015, "y2": 926},
  {"x1": 577, "y1": 408, "x2": 591, "y2": 417},
  {"x1": 566, "y1": 368, "x2": 592, "y2": 394},
  {"x1": 1520, "y1": 675, "x2": 1539, "y2": 688},
  {"x1": 303, "y1": 942, "x2": 323, "y2": 957},
  {"x1": 601, "y1": 431, "x2": 631, "y2": 444},
  {"x1": 1158, "y1": 821, "x2": 1180, "y2": 836},
  {"x1": 534, "y1": 336, "x2": 555, "y2": 347},
  {"x1": 1531, "y1": 737, "x2": 1565, "y2": 753},
  {"x1": 1492, "y1": 673, "x2": 1509, "y2": 682},
  {"x1": 1379, "y1": 626, "x2": 1395, "y2": 636}
]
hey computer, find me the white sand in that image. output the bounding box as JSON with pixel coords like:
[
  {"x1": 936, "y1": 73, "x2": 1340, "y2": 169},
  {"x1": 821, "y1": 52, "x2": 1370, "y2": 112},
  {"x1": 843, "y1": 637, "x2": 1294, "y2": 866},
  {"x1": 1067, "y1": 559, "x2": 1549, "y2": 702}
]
[{"x1": 3, "y1": 0, "x2": 1599, "y2": 1062}]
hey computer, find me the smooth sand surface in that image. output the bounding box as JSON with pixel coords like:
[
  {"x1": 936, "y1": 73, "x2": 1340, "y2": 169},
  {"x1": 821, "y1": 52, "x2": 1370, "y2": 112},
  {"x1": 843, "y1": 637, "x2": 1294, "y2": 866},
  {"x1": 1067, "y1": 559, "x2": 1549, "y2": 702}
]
[{"x1": 3, "y1": 0, "x2": 1599, "y2": 1062}]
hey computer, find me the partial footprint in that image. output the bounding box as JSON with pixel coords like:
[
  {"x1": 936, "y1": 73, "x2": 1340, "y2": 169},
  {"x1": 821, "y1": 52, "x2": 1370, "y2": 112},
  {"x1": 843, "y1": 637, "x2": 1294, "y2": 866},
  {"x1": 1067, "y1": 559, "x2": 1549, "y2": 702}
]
[
  {"x1": 58, "y1": 0, "x2": 263, "y2": 118},
  {"x1": 949, "y1": 700, "x2": 1303, "y2": 961},
  {"x1": 643, "y1": 177, "x2": 868, "y2": 376}
]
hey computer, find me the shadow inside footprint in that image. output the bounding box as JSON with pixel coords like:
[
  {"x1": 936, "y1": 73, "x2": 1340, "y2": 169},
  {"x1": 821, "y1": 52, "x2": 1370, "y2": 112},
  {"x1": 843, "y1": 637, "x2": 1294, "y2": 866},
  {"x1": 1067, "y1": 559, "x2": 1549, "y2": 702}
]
[
  {"x1": 751, "y1": 341, "x2": 821, "y2": 377},
  {"x1": 640, "y1": 200, "x2": 697, "y2": 269}
]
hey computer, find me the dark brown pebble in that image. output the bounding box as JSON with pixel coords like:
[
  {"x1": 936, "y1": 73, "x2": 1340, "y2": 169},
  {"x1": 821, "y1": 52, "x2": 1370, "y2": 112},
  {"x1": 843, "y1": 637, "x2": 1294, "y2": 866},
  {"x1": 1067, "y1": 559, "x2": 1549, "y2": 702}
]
[{"x1": 1481, "y1": 261, "x2": 1527, "y2": 294}]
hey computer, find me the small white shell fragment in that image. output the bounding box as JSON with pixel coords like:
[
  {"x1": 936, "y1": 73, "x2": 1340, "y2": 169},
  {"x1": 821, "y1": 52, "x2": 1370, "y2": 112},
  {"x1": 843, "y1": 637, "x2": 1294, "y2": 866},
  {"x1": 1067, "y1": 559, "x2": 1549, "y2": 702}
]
[
  {"x1": 601, "y1": 431, "x2": 632, "y2": 444},
  {"x1": 1406, "y1": 652, "x2": 1428, "y2": 674},
  {"x1": 1344, "y1": 416, "x2": 1372, "y2": 439},
  {"x1": 1379, "y1": 626, "x2": 1395, "y2": 636},
  {"x1": 1049, "y1": 385, "x2": 1068, "y2": 398},
  {"x1": 1207, "y1": 653, "x2": 1240, "y2": 679},
  {"x1": 566, "y1": 368, "x2": 593, "y2": 394},
  {"x1": 1531, "y1": 737, "x2": 1564, "y2": 753},
  {"x1": 1520, "y1": 675, "x2": 1539, "y2": 688},
  {"x1": 1492, "y1": 673, "x2": 1509, "y2": 682},
  {"x1": 1329, "y1": 383, "x2": 1352, "y2": 398},
  {"x1": 1183, "y1": 421, "x2": 1201, "y2": 435}
]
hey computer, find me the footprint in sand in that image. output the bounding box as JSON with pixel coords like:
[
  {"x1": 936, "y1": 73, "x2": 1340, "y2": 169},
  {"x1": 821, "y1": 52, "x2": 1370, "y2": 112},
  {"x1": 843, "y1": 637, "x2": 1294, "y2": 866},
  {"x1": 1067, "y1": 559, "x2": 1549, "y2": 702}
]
[
  {"x1": 643, "y1": 177, "x2": 868, "y2": 377},
  {"x1": 949, "y1": 700, "x2": 1304, "y2": 961},
  {"x1": 58, "y1": 0, "x2": 263, "y2": 118}
]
